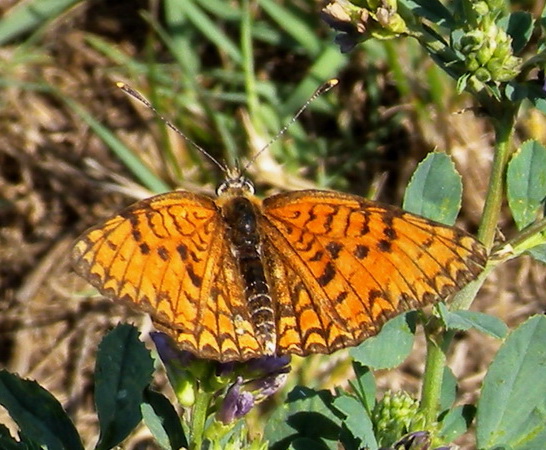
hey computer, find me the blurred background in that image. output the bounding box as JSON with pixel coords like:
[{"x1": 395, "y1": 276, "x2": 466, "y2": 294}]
[{"x1": 0, "y1": 0, "x2": 544, "y2": 447}]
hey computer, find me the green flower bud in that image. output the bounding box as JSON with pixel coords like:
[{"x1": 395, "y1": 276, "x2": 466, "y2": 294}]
[
  {"x1": 473, "y1": 1, "x2": 490, "y2": 16},
  {"x1": 466, "y1": 56, "x2": 480, "y2": 72},
  {"x1": 475, "y1": 67, "x2": 492, "y2": 82},
  {"x1": 175, "y1": 372, "x2": 197, "y2": 407},
  {"x1": 459, "y1": 30, "x2": 485, "y2": 53},
  {"x1": 487, "y1": 56, "x2": 521, "y2": 81},
  {"x1": 365, "y1": 0, "x2": 380, "y2": 10},
  {"x1": 486, "y1": 0, "x2": 507, "y2": 15},
  {"x1": 384, "y1": 12, "x2": 408, "y2": 34},
  {"x1": 476, "y1": 42, "x2": 495, "y2": 65},
  {"x1": 373, "y1": 391, "x2": 422, "y2": 445}
]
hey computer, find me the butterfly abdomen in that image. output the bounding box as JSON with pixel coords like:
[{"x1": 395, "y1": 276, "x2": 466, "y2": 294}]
[{"x1": 222, "y1": 196, "x2": 276, "y2": 355}]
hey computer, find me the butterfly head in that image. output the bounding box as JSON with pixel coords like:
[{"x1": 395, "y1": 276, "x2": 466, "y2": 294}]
[{"x1": 216, "y1": 167, "x2": 255, "y2": 198}]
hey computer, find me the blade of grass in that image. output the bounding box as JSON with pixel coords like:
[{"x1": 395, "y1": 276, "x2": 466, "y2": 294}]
[
  {"x1": 281, "y1": 46, "x2": 346, "y2": 114},
  {"x1": 174, "y1": 0, "x2": 242, "y2": 64},
  {"x1": 258, "y1": 0, "x2": 321, "y2": 56},
  {"x1": 63, "y1": 96, "x2": 171, "y2": 194},
  {"x1": 0, "y1": 0, "x2": 83, "y2": 46}
]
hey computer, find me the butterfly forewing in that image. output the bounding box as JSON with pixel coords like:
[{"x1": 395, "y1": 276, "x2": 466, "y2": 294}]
[
  {"x1": 72, "y1": 191, "x2": 264, "y2": 361},
  {"x1": 261, "y1": 190, "x2": 487, "y2": 356}
]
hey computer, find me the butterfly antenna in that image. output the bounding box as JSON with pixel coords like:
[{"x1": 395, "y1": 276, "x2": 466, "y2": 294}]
[
  {"x1": 116, "y1": 82, "x2": 227, "y2": 174},
  {"x1": 243, "y1": 78, "x2": 339, "y2": 173}
]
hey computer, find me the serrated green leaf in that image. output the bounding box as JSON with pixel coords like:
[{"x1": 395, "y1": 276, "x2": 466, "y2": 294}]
[
  {"x1": 350, "y1": 312, "x2": 416, "y2": 369},
  {"x1": 403, "y1": 153, "x2": 462, "y2": 225},
  {"x1": 266, "y1": 387, "x2": 342, "y2": 450},
  {"x1": 438, "y1": 303, "x2": 508, "y2": 339},
  {"x1": 0, "y1": 423, "x2": 43, "y2": 450},
  {"x1": 0, "y1": 371, "x2": 83, "y2": 450},
  {"x1": 439, "y1": 405, "x2": 475, "y2": 442},
  {"x1": 507, "y1": 140, "x2": 546, "y2": 229},
  {"x1": 332, "y1": 395, "x2": 377, "y2": 450},
  {"x1": 142, "y1": 388, "x2": 187, "y2": 450},
  {"x1": 95, "y1": 324, "x2": 155, "y2": 450},
  {"x1": 476, "y1": 315, "x2": 546, "y2": 449}
]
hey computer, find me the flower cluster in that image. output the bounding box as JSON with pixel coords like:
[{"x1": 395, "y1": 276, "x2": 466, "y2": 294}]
[
  {"x1": 453, "y1": 0, "x2": 522, "y2": 92},
  {"x1": 321, "y1": 0, "x2": 408, "y2": 52},
  {"x1": 372, "y1": 390, "x2": 428, "y2": 447},
  {"x1": 150, "y1": 332, "x2": 290, "y2": 447}
]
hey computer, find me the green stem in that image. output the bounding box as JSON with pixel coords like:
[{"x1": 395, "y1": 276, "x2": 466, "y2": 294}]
[
  {"x1": 191, "y1": 389, "x2": 213, "y2": 450},
  {"x1": 478, "y1": 109, "x2": 517, "y2": 249},
  {"x1": 420, "y1": 321, "x2": 449, "y2": 427}
]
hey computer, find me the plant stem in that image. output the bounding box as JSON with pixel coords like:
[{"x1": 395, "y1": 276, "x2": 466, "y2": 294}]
[
  {"x1": 478, "y1": 108, "x2": 517, "y2": 249},
  {"x1": 191, "y1": 389, "x2": 212, "y2": 450},
  {"x1": 420, "y1": 322, "x2": 449, "y2": 427}
]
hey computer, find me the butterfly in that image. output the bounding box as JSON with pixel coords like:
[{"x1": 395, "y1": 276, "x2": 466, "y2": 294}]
[{"x1": 72, "y1": 167, "x2": 487, "y2": 362}]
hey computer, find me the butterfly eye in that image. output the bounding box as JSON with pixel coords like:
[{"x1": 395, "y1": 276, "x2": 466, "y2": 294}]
[
  {"x1": 243, "y1": 178, "x2": 255, "y2": 195},
  {"x1": 216, "y1": 181, "x2": 228, "y2": 197}
]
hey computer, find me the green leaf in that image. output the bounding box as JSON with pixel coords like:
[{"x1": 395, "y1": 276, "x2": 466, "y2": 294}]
[
  {"x1": 266, "y1": 387, "x2": 342, "y2": 450},
  {"x1": 332, "y1": 395, "x2": 377, "y2": 450},
  {"x1": 0, "y1": 422, "x2": 49, "y2": 449},
  {"x1": 438, "y1": 303, "x2": 508, "y2": 339},
  {"x1": 507, "y1": 140, "x2": 546, "y2": 229},
  {"x1": 439, "y1": 405, "x2": 475, "y2": 442},
  {"x1": 142, "y1": 388, "x2": 187, "y2": 450},
  {"x1": 95, "y1": 324, "x2": 155, "y2": 450},
  {"x1": 439, "y1": 366, "x2": 457, "y2": 411},
  {"x1": 403, "y1": 152, "x2": 462, "y2": 225},
  {"x1": 529, "y1": 244, "x2": 546, "y2": 264},
  {"x1": 288, "y1": 437, "x2": 330, "y2": 450},
  {"x1": 526, "y1": 84, "x2": 546, "y2": 115},
  {"x1": 476, "y1": 315, "x2": 546, "y2": 449},
  {"x1": 350, "y1": 312, "x2": 416, "y2": 369},
  {"x1": 398, "y1": 0, "x2": 455, "y2": 28},
  {"x1": 0, "y1": 371, "x2": 83, "y2": 450},
  {"x1": 499, "y1": 11, "x2": 533, "y2": 54},
  {"x1": 350, "y1": 362, "x2": 376, "y2": 414}
]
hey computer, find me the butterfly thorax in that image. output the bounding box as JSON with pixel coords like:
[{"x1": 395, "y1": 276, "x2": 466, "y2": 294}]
[{"x1": 218, "y1": 175, "x2": 276, "y2": 356}]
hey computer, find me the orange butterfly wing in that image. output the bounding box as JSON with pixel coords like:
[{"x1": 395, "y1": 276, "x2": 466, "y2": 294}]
[
  {"x1": 71, "y1": 191, "x2": 264, "y2": 361},
  {"x1": 260, "y1": 190, "x2": 487, "y2": 356}
]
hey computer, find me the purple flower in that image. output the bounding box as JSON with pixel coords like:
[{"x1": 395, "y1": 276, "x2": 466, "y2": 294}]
[
  {"x1": 245, "y1": 372, "x2": 288, "y2": 403},
  {"x1": 246, "y1": 355, "x2": 291, "y2": 376},
  {"x1": 150, "y1": 331, "x2": 196, "y2": 367},
  {"x1": 217, "y1": 377, "x2": 255, "y2": 424},
  {"x1": 215, "y1": 358, "x2": 289, "y2": 424}
]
